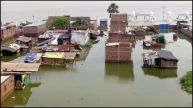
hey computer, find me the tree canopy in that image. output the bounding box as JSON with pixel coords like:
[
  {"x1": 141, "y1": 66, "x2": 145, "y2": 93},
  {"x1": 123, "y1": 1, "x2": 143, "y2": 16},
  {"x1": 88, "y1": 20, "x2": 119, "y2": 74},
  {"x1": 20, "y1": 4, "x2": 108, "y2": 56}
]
[
  {"x1": 73, "y1": 17, "x2": 86, "y2": 26},
  {"x1": 52, "y1": 16, "x2": 70, "y2": 29},
  {"x1": 107, "y1": 3, "x2": 119, "y2": 15}
]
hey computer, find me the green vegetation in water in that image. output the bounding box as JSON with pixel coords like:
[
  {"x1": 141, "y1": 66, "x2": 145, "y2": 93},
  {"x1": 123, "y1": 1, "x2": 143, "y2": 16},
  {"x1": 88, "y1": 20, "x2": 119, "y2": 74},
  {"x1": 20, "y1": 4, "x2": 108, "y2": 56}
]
[
  {"x1": 85, "y1": 39, "x2": 99, "y2": 48},
  {"x1": 180, "y1": 71, "x2": 192, "y2": 94}
]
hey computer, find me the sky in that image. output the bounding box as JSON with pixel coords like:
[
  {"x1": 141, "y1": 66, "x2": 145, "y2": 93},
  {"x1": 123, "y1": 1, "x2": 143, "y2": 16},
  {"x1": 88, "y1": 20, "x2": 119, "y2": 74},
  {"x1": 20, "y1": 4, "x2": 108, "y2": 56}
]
[{"x1": 1, "y1": 1, "x2": 192, "y2": 24}]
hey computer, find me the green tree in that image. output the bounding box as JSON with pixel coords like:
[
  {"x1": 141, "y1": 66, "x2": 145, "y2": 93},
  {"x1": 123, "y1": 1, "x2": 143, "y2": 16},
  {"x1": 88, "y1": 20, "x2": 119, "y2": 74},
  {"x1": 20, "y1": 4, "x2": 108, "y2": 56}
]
[
  {"x1": 52, "y1": 16, "x2": 70, "y2": 29},
  {"x1": 73, "y1": 17, "x2": 86, "y2": 26},
  {"x1": 107, "y1": 3, "x2": 119, "y2": 18}
]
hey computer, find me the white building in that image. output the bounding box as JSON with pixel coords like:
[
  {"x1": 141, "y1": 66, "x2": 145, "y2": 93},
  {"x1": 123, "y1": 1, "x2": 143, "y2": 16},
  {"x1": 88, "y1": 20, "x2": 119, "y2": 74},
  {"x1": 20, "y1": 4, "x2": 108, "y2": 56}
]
[{"x1": 71, "y1": 29, "x2": 90, "y2": 46}]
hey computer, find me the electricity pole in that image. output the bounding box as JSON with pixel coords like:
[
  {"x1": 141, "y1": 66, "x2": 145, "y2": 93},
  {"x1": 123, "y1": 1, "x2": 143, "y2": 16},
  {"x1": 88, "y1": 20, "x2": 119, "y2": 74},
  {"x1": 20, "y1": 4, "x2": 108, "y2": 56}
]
[{"x1": 162, "y1": 5, "x2": 166, "y2": 21}]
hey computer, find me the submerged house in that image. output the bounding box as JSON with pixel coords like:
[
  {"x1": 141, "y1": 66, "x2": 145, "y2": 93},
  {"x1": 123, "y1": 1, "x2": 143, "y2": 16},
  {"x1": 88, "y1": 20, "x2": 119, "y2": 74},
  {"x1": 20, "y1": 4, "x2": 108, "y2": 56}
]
[
  {"x1": 1, "y1": 75, "x2": 15, "y2": 103},
  {"x1": 71, "y1": 29, "x2": 90, "y2": 46},
  {"x1": 142, "y1": 50, "x2": 178, "y2": 68}
]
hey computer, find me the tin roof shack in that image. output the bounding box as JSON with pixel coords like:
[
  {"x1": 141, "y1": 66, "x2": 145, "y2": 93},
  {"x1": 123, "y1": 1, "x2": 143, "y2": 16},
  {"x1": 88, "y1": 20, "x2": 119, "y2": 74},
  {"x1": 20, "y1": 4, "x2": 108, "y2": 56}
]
[
  {"x1": 41, "y1": 52, "x2": 76, "y2": 65},
  {"x1": 71, "y1": 29, "x2": 90, "y2": 46},
  {"x1": 142, "y1": 50, "x2": 178, "y2": 69},
  {"x1": 23, "y1": 20, "x2": 47, "y2": 36},
  {"x1": 1, "y1": 24, "x2": 20, "y2": 40},
  {"x1": 1, "y1": 75, "x2": 15, "y2": 103},
  {"x1": 110, "y1": 13, "x2": 128, "y2": 33},
  {"x1": 1, "y1": 44, "x2": 20, "y2": 56},
  {"x1": 16, "y1": 36, "x2": 32, "y2": 49}
]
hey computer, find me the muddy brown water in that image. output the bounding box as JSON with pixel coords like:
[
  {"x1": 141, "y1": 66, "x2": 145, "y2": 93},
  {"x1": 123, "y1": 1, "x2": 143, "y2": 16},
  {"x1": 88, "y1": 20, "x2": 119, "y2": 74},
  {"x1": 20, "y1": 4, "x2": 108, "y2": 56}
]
[{"x1": 1, "y1": 32, "x2": 192, "y2": 107}]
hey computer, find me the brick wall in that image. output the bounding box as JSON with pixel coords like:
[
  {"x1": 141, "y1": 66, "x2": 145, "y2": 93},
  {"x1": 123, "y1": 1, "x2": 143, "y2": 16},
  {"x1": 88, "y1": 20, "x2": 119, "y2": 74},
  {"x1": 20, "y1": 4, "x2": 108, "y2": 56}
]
[
  {"x1": 161, "y1": 59, "x2": 178, "y2": 68},
  {"x1": 1, "y1": 26, "x2": 20, "y2": 40},
  {"x1": 0, "y1": 75, "x2": 15, "y2": 103}
]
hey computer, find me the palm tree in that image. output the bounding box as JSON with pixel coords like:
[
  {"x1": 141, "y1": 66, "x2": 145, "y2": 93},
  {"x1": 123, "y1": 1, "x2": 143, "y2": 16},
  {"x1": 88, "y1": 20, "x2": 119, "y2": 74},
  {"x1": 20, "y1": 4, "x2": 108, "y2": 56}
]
[{"x1": 107, "y1": 3, "x2": 119, "y2": 18}]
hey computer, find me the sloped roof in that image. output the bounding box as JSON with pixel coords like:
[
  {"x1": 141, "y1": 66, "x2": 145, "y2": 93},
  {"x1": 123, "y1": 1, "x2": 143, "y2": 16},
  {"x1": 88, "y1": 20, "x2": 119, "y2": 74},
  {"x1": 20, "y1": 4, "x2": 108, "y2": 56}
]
[{"x1": 157, "y1": 50, "x2": 178, "y2": 61}]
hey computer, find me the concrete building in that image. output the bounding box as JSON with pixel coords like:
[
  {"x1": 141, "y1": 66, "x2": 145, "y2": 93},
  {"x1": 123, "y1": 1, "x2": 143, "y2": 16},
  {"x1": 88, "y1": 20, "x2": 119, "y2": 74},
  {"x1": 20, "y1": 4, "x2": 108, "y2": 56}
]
[
  {"x1": 71, "y1": 29, "x2": 90, "y2": 46},
  {"x1": 23, "y1": 21, "x2": 47, "y2": 36}
]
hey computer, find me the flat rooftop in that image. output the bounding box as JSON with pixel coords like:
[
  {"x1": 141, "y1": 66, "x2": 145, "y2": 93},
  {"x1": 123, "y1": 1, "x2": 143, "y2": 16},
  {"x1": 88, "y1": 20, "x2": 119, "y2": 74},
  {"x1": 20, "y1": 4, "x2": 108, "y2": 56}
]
[{"x1": 25, "y1": 20, "x2": 46, "y2": 27}]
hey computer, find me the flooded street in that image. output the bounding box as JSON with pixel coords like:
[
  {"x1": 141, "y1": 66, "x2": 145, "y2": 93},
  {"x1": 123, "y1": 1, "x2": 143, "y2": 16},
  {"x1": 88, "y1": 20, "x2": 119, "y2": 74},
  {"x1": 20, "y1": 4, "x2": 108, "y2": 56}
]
[{"x1": 1, "y1": 32, "x2": 192, "y2": 107}]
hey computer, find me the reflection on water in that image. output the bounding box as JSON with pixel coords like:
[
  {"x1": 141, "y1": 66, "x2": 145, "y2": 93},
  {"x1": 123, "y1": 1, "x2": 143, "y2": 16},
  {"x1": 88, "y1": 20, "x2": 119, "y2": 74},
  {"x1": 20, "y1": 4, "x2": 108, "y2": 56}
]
[
  {"x1": 105, "y1": 61, "x2": 134, "y2": 81},
  {"x1": 1, "y1": 85, "x2": 33, "y2": 107},
  {"x1": 143, "y1": 68, "x2": 177, "y2": 79}
]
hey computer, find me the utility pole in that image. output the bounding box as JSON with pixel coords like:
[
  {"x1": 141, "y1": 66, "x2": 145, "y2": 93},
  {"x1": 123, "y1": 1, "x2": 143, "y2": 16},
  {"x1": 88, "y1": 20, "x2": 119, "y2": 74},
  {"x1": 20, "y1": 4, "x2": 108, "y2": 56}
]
[{"x1": 162, "y1": 5, "x2": 166, "y2": 21}]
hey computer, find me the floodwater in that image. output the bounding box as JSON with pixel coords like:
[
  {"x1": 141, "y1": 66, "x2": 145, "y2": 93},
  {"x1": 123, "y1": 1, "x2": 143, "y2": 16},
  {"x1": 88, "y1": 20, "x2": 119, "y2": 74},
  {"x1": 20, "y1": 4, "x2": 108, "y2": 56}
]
[{"x1": 1, "y1": 32, "x2": 192, "y2": 107}]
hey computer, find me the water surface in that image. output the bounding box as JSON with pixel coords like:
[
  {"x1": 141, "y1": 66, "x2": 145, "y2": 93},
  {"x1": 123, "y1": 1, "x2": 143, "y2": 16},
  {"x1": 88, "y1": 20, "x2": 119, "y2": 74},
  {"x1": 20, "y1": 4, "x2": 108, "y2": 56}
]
[{"x1": 1, "y1": 32, "x2": 192, "y2": 107}]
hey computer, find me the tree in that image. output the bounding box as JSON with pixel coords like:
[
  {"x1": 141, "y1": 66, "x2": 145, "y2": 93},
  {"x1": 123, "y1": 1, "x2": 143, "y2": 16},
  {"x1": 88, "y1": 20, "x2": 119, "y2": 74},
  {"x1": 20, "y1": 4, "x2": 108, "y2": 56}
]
[
  {"x1": 52, "y1": 16, "x2": 70, "y2": 29},
  {"x1": 73, "y1": 17, "x2": 86, "y2": 30},
  {"x1": 107, "y1": 3, "x2": 119, "y2": 17}
]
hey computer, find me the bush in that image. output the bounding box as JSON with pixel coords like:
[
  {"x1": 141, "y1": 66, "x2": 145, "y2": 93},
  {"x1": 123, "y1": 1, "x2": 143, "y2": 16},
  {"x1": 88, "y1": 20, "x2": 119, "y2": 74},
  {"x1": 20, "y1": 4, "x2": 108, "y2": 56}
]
[{"x1": 180, "y1": 71, "x2": 192, "y2": 94}]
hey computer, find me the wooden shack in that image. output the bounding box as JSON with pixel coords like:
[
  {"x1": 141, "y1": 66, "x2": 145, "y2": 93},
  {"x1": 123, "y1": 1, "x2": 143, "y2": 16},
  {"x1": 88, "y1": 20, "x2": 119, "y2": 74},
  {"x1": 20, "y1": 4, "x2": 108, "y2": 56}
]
[
  {"x1": 1, "y1": 75, "x2": 15, "y2": 103},
  {"x1": 142, "y1": 50, "x2": 178, "y2": 69}
]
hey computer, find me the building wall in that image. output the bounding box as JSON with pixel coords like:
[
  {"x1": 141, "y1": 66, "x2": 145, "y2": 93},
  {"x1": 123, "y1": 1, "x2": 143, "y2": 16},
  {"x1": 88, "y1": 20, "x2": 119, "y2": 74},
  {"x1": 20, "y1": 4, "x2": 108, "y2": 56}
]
[
  {"x1": 0, "y1": 75, "x2": 15, "y2": 103},
  {"x1": 1, "y1": 26, "x2": 20, "y2": 40},
  {"x1": 161, "y1": 59, "x2": 178, "y2": 68},
  {"x1": 105, "y1": 46, "x2": 132, "y2": 62},
  {"x1": 110, "y1": 21, "x2": 128, "y2": 33},
  {"x1": 71, "y1": 30, "x2": 89, "y2": 46},
  {"x1": 23, "y1": 23, "x2": 47, "y2": 36}
]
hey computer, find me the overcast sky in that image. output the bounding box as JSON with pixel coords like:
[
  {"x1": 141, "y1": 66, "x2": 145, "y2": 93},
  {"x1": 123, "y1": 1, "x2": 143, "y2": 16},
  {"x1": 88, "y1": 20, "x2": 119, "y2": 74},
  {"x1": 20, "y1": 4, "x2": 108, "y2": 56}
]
[{"x1": 1, "y1": 1, "x2": 192, "y2": 24}]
